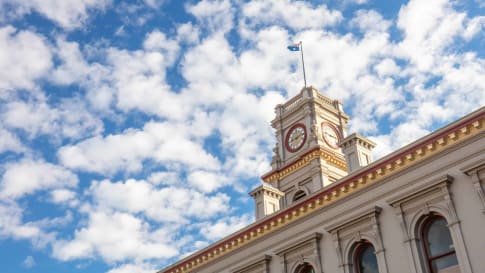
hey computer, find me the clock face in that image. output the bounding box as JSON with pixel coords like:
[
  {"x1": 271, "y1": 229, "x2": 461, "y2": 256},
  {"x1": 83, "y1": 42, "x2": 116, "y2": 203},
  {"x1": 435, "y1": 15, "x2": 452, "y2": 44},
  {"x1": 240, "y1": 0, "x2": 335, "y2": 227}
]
[
  {"x1": 285, "y1": 124, "x2": 307, "y2": 152},
  {"x1": 321, "y1": 122, "x2": 341, "y2": 149}
]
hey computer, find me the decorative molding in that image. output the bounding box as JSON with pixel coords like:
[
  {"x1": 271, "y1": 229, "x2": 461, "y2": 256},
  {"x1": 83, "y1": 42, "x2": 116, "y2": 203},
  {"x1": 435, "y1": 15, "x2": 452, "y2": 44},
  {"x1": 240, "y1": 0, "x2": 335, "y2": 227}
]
[
  {"x1": 262, "y1": 147, "x2": 347, "y2": 183},
  {"x1": 249, "y1": 184, "x2": 285, "y2": 198},
  {"x1": 157, "y1": 110, "x2": 484, "y2": 273},
  {"x1": 275, "y1": 233, "x2": 323, "y2": 273},
  {"x1": 388, "y1": 174, "x2": 473, "y2": 273},
  {"x1": 231, "y1": 255, "x2": 272, "y2": 273},
  {"x1": 325, "y1": 206, "x2": 388, "y2": 273},
  {"x1": 461, "y1": 159, "x2": 485, "y2": 214},
  {"x1": 273, "y1": 86, "x2": 347, "y2": 122}
]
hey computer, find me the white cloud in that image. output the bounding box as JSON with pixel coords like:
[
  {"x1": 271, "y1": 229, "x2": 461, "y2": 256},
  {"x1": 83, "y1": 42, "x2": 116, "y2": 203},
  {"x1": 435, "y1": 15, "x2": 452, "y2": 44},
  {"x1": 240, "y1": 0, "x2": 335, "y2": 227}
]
[
  {"x1": 2, "y1": 98, "x2": 103, "y2": 141},
  {"x1": 0, "y1": 0, "x2": 110, "y2": 29},
  {"x1": 241, "y1": 0, "x2": 342, "y2": 31},
  {"x1": 51, "y1": 39, "x2": 114, "y2": 111},
  {"x1": 50, "y1": 189, "x2": 78, "y2": 206},
  {"x1": 0, "y1": 158, "x2": 78, "y2": 199},
  {"x1": 107, "y1": 47, "x2": 189, "y2": 119},
  {"x1": 58, "y1": 130, "x2": 157, "y2": 174},
  {"x1": 375, "y1": 58, "x2": 401, "y2": 77},
  {"x1": 0, "y1": 26, "x2": 52, "y2": 93},
  {"x1": 187, "y1": 170, "x2": 229, "y2": 193},
  {"x1": 143, "y1": 31, "x2": 180, "y2": 65},
  {"x1": 0, "y1": 1, "x2": 483, "y2": 272},
  {"x1": 52, "y1": 211, "x2": 179, "y2": 262},
  {"x1": 51, "y1": 39, "x2": 108, "y2": 86},
  {"x1": 0, "y1": 126, "x2": 25, "y2": 154},
  {"x1": 22, "y1": 256, "x2": 36, "y2": 268},
  {"x1": 88, "y1": 179, "x2": 230, "y2": 223},
  {"x1": 0, "y1": 200, "x2": 56, "y2": 248},
  {"x1": 177, "y1": 23, "x2": 200, "y2": 44},
  {"x1": 187, "y1": 0, "x2": 234, "y2": 33},
  {"x1": 58, "y1": 121, "x2": 220, "y2": 175},
  {"x1": 198, "y1": 214, "x2": 253, "y2": 241},
  {"x1": 396, "y1": 0, "x2": 466, "y2": 71},
  {"x1": 106, "y1": 263, "x2": 157, "y2": 273},
  {"x1": 147, "y1": 171, "x2": 180, "y2": 185},
  {"x1": 463, "y1": 16, "x2": 485, "y2": 41},
  {"x1": 350, "y1": 9, "x2": 391, "y2": 33}
]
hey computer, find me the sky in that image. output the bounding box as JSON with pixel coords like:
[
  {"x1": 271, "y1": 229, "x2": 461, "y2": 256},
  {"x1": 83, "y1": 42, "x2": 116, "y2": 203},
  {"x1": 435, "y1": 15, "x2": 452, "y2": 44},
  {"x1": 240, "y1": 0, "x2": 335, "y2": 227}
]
[{"x1": 0, "y1": 0, "x2": 484, "y2": 273}]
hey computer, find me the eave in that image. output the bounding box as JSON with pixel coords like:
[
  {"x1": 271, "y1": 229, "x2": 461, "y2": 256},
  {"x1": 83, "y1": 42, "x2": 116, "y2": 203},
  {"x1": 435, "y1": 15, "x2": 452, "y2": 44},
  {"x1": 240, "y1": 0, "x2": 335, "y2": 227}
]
[{"x1": 157, "y1": 107, "x2": 484, "y2": 273}]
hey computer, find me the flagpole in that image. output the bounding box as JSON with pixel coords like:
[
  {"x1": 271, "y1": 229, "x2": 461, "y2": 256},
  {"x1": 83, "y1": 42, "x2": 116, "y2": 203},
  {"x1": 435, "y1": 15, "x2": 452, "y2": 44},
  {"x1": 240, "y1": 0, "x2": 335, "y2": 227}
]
[{"x1": 299, "y1": 41, "x2": 307, "y2": 88}]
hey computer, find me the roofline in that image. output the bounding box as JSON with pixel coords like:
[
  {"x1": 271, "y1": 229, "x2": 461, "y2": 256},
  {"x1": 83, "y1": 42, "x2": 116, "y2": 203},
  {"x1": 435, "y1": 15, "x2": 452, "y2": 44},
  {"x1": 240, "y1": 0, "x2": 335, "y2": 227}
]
[{"x1": 158, "y1": 106, "x2": 484, "y2": 273}]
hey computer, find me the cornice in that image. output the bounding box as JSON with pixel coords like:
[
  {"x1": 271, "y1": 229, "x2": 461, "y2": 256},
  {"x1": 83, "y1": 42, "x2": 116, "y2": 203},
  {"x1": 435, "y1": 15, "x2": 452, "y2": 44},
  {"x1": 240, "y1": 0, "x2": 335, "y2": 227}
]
[
  {"x1": 261, "y1": 147, "x2": 347, "y2": 183},
  {"x1": 274, "y1": 232, "x2": 322, "y2": 256},
  {"x1": 248, "y1": 184, "x2": 284, "y2": 198},
  {"x1": 157, "y1": 108, "x2": 484, "y2": 273}
]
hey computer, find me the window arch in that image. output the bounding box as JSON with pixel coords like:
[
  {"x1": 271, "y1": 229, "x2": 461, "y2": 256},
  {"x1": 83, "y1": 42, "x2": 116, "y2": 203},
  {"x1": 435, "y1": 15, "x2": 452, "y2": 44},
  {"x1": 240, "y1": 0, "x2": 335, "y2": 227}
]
[
  {"x1": 294, "y1": 263, "x2": 315, "y2": 273},
  {"x1": 353, "y1": 241, "x2": 379, "y2": 273},
  {"x1": 293, "y1": 190, "x2": 307, "y2": 202},
  {"x1": 421, "y1": 215, "x2": 459, "y2": 273}
]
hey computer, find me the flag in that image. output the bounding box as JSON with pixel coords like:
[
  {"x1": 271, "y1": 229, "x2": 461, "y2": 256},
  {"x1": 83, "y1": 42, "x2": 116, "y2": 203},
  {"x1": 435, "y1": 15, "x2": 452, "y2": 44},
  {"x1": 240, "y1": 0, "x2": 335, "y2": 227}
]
[{"x1": 287, "y1": 43, "x2": 300, "y2": 51}]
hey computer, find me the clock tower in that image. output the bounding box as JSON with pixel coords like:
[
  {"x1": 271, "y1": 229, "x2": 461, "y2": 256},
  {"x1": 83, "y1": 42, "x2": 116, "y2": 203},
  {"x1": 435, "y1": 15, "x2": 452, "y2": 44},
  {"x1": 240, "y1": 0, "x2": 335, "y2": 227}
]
[{"x1": 251, "y1": 86, "x2": 350, "y2": 219}]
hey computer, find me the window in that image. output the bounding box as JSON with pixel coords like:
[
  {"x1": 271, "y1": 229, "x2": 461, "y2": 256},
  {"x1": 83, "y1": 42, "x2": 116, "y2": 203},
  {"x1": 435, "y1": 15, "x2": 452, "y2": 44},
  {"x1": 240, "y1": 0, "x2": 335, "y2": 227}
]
[
  {"x1": 354, "y1": 242, "x2": 379, "y2": 273},
  {"x1": 295, "y1": 263, "x2": 315, "y2": 273},
  {"x1": 293, "y1": 190, "x2": 307, "y2": 202},
  {"x1": 421, "y1": 216, "x2": 459, "y2": 273}
]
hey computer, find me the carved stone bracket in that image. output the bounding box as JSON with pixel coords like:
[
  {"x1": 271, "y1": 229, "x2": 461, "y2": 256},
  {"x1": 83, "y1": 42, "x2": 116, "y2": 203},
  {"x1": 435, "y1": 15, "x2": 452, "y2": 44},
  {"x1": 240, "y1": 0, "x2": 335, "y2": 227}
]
[
  {"x1": 388, "y1": 174, "x2": 473, "y2": 273},
  {"x1": 324, "y1": 206, "x2": 388, "y2": 273},
  {"x1": 461, "y1": 159, "x2": 485, "y2": 214},
  {"x1": 275, "y1": 233, "x2": 323, "y2": 273}
]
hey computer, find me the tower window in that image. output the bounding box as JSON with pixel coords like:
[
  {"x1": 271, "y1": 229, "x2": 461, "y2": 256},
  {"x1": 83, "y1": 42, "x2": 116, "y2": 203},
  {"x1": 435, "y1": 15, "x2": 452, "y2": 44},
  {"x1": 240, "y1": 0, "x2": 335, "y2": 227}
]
[
  {"x1": 354, "y1": 242, "x2": 379, "y2": 273},
  {"x1": 421, "y1": 216, "x2": 459, "y2": 273},
  {"x1": 293, "y1": 190, "x2": 307, "y2": 202}
]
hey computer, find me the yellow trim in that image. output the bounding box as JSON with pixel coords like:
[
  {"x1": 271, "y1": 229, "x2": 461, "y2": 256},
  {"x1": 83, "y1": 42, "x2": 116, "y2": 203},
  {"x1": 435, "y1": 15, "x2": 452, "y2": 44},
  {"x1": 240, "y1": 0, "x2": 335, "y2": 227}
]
[
  {"x1": 263, "y1": 148, "x2": 347, "y2": 183},
  {"x1": 159, "y1": 117, "x2": 483, "y2": 273}
]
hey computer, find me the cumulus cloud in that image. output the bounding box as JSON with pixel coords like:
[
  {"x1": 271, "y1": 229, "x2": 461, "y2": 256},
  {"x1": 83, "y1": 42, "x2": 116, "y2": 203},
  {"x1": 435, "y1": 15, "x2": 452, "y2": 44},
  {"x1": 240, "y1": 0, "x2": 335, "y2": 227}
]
[
  {"x1": 463, "y1": 16, "x2": 485, "y2": 41},
  {"x1": 0, "y1": 126, "x2": 25, "y2": 154},
  {"x1": 0, "y1": 200, "x2": 59, "y2": 248},
  {"x1": 0, "y1": 0, "x2": 110, "y2": 29},
  {"x1": 58, "y1": 121, "x2": 220, "y2": 175},
  {"x1": 187, "y1": 0, "x2": 234, "y2": 33},
  {"x1": 198, "y1": 214, "x2": 253, "y2": 241},
  {"x1": 241, "y1": 0, "x2": 342, "y2": 31},
  {"x1": 107, "y1": 47, "x2": 188, "y2": 119},
  {"x1": 350, "y1": 9, "x2": 391, "y2": 33},
  {"x1": 106, "y1": 263, "x2": 157, "y2": 273},
  {"x1": 0, "y1": 0, "x2": 484, "y2": 272},
  {"x1": 396, "y1": 0, "x2": 466, "y2": 71},
  {"x1": 53, "y1": 211, "x2": 179, "y2": 262},
  {"x1": 22, "y1": 255, "x2": 36, "y2": 268},
  {"x1": 88, "y1": 179, "x2": 230, "y2": 223},
  {"x1": 0, "y1": 158, "x2": 78, "y2": 199},
  {"x1": 187, "y1": 170, "x2": 229, "y2": 193},
  {"x1": 50, "y1": 189, "x2": 78, "y2": 207},
  {"x1": 0, "y1": 26, "x2": 52, "y2": 93},
  {"x1": 0, "y1": 201, "x2": 42, "y2": 239},
  {"x1": 2, "y1": 98, "x2": 103, "y2": 141}
]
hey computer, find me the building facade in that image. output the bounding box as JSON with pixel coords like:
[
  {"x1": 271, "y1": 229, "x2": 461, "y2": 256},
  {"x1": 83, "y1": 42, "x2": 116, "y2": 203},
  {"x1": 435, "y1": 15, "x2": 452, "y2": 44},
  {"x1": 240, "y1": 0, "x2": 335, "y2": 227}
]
[{"x1": 158, "y1": 87, "x2": 485, "y2": 273}]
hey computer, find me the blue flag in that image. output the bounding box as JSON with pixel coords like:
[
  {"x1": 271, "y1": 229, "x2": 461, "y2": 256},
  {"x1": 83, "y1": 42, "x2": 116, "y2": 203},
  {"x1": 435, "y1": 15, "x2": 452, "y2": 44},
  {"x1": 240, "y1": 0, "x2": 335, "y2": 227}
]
[{"x1": 287, "y1": 43, "x2": 300, "y2": 51}]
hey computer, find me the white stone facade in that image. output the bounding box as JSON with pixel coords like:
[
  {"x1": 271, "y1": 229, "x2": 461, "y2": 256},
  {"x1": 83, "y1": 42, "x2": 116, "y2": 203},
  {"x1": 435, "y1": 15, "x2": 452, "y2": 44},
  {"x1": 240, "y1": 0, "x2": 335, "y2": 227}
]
[{"x1": 158, "y1": 88, "x2": 485, "y2": 273}]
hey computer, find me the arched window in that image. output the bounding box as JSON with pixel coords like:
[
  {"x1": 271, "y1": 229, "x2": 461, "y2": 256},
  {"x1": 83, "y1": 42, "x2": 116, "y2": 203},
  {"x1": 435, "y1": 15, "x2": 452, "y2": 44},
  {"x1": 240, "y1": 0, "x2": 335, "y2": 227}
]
[
  {"x1": 293, "y1": 190, "x2": 307, "y2": 202},
  {"x1": 421, "y1": 216, "x2": 459, "y2": 273},
  {"x1": 295, "y1": 263, "x2": 315, "y2": 273},
  {"x1": 354, "y1": 242, "x2": 379, "y2": 273}
]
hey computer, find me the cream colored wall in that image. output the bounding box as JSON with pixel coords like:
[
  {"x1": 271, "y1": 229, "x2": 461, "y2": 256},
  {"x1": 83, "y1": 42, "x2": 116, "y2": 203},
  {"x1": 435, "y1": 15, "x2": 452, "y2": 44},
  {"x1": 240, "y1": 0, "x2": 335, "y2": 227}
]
[{"x1": 191, "y1": 133, "x2": 485, "y2": 273}]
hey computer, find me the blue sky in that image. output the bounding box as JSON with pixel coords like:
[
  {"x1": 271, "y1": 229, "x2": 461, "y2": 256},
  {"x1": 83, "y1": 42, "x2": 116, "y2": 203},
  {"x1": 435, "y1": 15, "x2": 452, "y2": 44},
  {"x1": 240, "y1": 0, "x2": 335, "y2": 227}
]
[{"x1": 0, "y1": 0, "x2": 484, "y2": 273}]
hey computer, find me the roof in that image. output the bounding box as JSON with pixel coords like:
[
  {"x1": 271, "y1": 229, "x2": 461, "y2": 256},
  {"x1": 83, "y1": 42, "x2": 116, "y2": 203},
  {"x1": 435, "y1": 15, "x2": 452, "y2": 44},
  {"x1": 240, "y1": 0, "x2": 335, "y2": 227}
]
[{"x1": 158, "y1": 106, "x2": 485, "y2": 273}]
